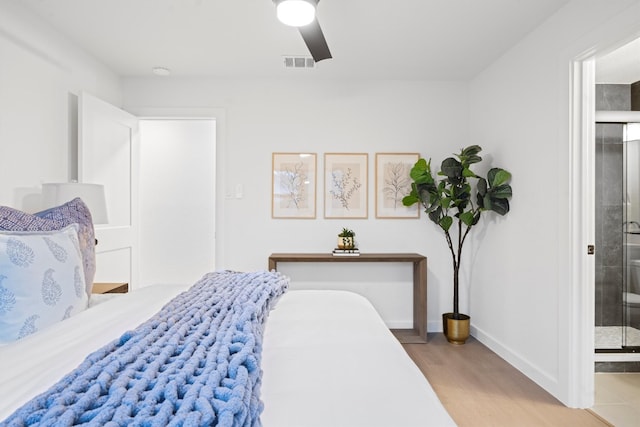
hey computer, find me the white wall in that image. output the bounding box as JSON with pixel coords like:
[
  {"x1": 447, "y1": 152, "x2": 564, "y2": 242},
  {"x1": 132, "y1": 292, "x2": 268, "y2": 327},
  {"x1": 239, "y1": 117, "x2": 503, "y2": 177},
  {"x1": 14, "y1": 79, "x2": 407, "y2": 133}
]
[
  {"x1": 7, "y1": 0, "x2": 640, "y2": 408},
  {"x1": 468, "y1": 0, "x2": 640, "y2": 407},
  {"x1": 0, "y1": 1, "x2": 121, "y2": 211},
  {"x1": 123, "y1": 77, "x2": 469, "y2": 328}
]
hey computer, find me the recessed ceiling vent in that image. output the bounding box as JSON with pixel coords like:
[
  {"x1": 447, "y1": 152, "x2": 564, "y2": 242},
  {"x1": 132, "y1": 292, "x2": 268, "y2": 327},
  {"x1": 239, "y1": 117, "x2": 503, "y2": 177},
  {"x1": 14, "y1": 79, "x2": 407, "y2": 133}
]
[{"x1": 283, "y1": 56, "x2": 316, "y2": 69}]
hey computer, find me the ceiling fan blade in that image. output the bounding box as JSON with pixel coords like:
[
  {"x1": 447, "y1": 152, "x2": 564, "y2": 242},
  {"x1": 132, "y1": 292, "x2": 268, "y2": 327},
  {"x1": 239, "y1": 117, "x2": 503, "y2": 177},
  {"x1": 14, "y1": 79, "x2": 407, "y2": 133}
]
[{"x1": 298, "y1": 18, "x2": 332, "y2": 62}]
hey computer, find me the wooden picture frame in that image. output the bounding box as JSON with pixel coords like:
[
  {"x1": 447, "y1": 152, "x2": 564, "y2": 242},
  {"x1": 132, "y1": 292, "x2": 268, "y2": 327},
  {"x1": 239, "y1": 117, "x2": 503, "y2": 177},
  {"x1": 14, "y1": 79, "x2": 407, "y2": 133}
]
[
  {"x1": 272, "y1": 153, "x2": 317, "y2": 219},
  {"x1": 375, "y1": 153, "x2": 420, "y2": 218},
  {"x1": 324, "y1": 153, "x2": 368, "y2": 218}
]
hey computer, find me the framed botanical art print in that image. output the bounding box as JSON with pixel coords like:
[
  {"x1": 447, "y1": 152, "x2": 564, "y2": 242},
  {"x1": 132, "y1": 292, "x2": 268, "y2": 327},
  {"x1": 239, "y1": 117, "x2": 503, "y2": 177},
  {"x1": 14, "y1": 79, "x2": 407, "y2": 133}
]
[
  {"x1": 272, "y1": 153, "x2": 317, "y2": 219},
  {"x1": 324, "y1": 153, "x2": 368, "y2": 218},
  {"x1": 375, "y1": 153, "x2": 420, "y2": 218}
]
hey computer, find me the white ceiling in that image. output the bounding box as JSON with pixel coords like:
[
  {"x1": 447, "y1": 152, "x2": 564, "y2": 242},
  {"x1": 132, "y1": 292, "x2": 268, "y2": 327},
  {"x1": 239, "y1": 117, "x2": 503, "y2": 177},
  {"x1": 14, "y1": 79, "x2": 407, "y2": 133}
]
[{"x1": 18, "y1": 0, "x2": 573, "y2": 80}]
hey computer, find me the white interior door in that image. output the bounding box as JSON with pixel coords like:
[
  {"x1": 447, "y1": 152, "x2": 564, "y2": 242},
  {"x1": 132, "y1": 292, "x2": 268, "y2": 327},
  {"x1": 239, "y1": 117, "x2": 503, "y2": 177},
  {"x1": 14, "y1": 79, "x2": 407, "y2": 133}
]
[
  {"x1": 138, "y1": 119, "x2": 216, "y2": 287},
  {"x1": 78, "y1": 92, "x2": 139, "y2": 289}
]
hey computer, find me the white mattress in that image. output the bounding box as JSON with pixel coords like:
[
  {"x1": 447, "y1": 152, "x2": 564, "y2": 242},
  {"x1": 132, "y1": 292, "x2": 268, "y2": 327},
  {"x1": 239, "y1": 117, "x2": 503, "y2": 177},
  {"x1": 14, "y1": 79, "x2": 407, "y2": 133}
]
[{"x1": 0, "y1": 286, "x2": 455, "y2": 426}]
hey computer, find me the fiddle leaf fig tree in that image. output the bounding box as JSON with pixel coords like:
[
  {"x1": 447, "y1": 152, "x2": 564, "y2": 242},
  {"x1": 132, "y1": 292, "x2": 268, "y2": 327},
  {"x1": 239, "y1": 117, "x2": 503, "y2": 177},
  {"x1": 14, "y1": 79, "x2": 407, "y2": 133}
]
[{"x1": 402, "y1": 145, "x2": 513, "y2": 318}]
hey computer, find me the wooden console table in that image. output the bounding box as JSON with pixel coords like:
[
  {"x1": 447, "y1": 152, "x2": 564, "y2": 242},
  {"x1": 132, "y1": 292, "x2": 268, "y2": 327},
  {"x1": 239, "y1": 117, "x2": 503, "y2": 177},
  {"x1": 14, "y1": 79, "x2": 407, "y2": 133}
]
[{"x1": 268, "y1": 253, "x2": 427, "y2": 343}]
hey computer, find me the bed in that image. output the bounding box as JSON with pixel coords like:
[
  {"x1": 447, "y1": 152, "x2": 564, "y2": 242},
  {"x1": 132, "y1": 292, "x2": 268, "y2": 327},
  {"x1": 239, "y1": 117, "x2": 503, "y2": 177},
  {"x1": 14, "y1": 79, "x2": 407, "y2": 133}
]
[
  {"x1": 0, "y1": 272, "x2": 456, "y2": 426},
  {"x1": 0, "y1": 196, "x2": 453, "y2": 426}
]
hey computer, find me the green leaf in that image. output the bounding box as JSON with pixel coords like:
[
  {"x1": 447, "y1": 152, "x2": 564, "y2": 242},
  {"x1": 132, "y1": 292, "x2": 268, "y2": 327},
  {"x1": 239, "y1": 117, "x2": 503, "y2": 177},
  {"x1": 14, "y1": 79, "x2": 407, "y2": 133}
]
[
  {"x1": 472, "y1": 211, "x2": 482, "y2": 225},
  {"x1": 460, "y1": 211, "x2": 475, "y2": 226},
  {"x1": 490, "y1": 198, "x2": 510, "y2": 215},
  {"x1": 440, "y1": 158, "x2": 463, "y2": 179},
  {"x1": 465, "y1": 154, "x2": 482, "y2": 165},
  {"x1": 441, "y1": 197, "x2": 452, "y2": 209},
  {"x1": 413, "y1": 175, "x2": 431, "y2": 185},
  {"x1": 451, "y1": 184, "x2": 470, "y2": 205},
  {"x1": 410, "y1": 158, "x2": 431, "y2": 182},
  {"x1": 488, "y1": 168, "x2": 511, "y2": 187},
  {"x1": 477, "y1": 177, "x2": 487, "y2": 196},
  {"x1": 413, "y1": 157, "x2": 428, "y2": 170},
  {"x1": 411, "y1": 166, "x2": 433, "y2": 184},
  {"x1": 483, "y1": 194, "x2": 492, "y2": 210},
  {"x1": 416, "y1": 183, "x2": 435, "y2": 203},
  {"x1": 462, "y1": 167, "x2": 476, "y2": 178},
  {"x1": 428, "y1": 207, "x2": 442, "y2": 225},
  {"x1": 456, "y1": 199, "x2": 469, "y2": 211},
  {"x1": 439, "y1": 216, "x2": 453, "y2": 231},
  {"x1": 489, "y1": 184, "x2": 513, "y2": 199},
  {"x1": 461, "y1": 145, "x2": 482, "y2": 157},
  {"x1": 402, "y1": 194, "x2": 419, "y2": 206},
  {"x1": 457, "y1": 146, "x2": 483, "y2": 166}
]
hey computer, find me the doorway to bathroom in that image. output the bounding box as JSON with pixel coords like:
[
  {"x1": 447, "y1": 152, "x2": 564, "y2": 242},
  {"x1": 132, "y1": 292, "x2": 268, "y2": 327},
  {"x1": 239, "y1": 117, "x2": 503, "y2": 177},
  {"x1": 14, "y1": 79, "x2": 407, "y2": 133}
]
[{"x1": 594, "y1": 92, "x2": 640, "y2": 351}]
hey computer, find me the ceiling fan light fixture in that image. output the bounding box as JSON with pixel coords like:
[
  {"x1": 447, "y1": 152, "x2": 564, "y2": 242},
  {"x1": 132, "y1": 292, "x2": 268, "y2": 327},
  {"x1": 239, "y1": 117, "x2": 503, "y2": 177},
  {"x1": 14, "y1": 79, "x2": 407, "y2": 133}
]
[{"x1": 276, "y1": 0, "x2": 316, "y2": 27}]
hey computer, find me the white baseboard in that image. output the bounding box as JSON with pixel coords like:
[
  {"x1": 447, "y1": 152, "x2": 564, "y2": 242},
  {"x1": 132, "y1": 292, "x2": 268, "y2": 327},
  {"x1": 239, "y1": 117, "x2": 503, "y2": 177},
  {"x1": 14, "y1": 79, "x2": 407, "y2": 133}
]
[
  {"x1": 428, "y1": 319, "x2": 444, "y2": 333},
  {"x1": 471, "y1": 324, "x2": 559, "y2": 396}
]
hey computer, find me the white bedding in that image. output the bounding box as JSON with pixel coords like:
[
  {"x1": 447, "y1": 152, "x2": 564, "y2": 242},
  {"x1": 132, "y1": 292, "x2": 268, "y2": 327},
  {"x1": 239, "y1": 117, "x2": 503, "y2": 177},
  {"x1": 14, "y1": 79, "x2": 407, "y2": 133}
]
[
  {"x1": 0, "y1": 286, "x2": 455, "y2": 426},
  {"x1": 261, "y1": 290, "x2": 456, "y2": 427},
  {"x1": 0, "y1": 284, "x2": 190, "y2": 420}
]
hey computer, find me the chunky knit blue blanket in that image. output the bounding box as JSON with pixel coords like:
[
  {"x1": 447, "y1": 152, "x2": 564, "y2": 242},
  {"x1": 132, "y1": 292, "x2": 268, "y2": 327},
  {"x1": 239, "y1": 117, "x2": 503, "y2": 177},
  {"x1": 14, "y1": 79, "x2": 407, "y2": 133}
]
[{"x1": 2, "y1": 270, "x2": 289, "y2": 427}]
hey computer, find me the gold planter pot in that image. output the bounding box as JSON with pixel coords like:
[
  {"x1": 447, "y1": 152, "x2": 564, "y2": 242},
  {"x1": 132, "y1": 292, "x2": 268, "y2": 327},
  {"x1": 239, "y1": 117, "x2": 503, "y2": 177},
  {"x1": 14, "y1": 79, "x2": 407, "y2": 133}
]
[{"x1": 443, "y1": 312, "x2": 470, "y2": 345}]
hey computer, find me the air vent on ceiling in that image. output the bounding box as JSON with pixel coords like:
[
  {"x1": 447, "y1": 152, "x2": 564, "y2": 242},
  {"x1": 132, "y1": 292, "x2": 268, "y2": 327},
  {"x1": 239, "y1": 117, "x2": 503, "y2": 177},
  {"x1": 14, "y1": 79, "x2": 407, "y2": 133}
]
[{"x1": 283, "y1": 56, "x2": 316, "y2": 69}]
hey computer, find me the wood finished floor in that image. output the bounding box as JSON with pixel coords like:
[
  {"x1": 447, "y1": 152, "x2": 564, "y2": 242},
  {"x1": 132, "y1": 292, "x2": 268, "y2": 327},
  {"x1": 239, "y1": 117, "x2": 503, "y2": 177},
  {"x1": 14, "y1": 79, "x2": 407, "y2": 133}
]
[{"x1": 402, "y1": 333, "x2": 611, "y2": 427}]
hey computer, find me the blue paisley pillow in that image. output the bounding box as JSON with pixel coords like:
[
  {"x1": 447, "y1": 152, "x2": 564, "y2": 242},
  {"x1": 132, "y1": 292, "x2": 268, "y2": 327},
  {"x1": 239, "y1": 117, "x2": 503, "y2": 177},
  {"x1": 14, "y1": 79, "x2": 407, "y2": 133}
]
[
  {"x1": 0, "y1": 198, "x2": 95, "y2": 297},
  {"x1": 0, "y1": 224, "x2": 88, "y2": 343}
]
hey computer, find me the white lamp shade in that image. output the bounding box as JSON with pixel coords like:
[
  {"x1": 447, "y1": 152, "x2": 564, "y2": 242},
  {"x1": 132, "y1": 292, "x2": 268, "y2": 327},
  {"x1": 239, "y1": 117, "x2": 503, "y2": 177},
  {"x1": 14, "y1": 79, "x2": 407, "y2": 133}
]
[
  {"x1": 277, "y1": 0, "x2": 316, "y2": 27},
  {"x1": 42, "y1": 183, "x2": 109, "y2": 224}
]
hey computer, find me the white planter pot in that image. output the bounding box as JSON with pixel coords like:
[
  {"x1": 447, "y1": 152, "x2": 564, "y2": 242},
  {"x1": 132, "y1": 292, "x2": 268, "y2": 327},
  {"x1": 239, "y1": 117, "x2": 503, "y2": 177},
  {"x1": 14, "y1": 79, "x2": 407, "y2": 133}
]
[{"x1": 337, "y1": 236, "x2": 355, "y2": 249}]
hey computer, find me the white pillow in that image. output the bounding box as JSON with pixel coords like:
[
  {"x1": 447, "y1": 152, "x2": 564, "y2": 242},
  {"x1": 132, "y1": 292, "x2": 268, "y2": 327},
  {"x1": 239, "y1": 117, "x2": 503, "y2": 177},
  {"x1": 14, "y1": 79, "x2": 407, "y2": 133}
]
[{"x1": 0, "y1": 224, "x2": 88, "y2": 343}]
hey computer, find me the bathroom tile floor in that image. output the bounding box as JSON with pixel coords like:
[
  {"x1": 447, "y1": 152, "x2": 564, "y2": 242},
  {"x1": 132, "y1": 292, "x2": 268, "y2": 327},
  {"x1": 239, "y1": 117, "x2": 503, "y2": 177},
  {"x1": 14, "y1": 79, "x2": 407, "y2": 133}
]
[{"x1": 591, "y1": 373, "x2": 640, "y2": 426}]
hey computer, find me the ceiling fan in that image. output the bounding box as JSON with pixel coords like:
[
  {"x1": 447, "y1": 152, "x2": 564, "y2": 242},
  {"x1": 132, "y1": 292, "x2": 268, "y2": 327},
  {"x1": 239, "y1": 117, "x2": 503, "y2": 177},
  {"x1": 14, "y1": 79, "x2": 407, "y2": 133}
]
[{"x1": 274, "y1": 0, "x2": 332, "y2": 62}]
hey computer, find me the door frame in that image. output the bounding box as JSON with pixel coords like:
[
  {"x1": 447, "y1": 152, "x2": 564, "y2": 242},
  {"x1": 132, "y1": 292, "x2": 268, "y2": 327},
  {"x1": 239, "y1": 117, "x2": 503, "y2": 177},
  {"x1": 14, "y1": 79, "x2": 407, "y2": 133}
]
[
  {"x1": 570, "y1": 31, "x2": 640, "y2": 407},
  {"x1": 125, "y1": 107, "x2": 227, "y2": 271},
  {"x1": 568, "y1": 55, "x2": 597, "y2": 408}
]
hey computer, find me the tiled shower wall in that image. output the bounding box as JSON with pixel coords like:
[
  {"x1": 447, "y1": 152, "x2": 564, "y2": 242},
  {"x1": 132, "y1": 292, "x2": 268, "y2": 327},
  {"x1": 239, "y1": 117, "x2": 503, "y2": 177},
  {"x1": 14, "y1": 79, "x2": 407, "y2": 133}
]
[
  {"x1": 595, "y1": 84, "x2": 629, "y2": 327},
  {"x1": 632, "y1": 81, "x2": 640, "y2": 111}
]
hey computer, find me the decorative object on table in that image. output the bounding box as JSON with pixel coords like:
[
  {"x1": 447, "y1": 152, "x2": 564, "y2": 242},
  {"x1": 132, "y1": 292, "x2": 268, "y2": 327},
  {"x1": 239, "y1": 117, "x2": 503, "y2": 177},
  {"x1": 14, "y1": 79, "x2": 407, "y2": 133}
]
[
  {"x1": 333, "y1": 227, "x2": 359, "y2": 256},
  {"x1": 403, "y1": 145, "x2": 513, "y2": 345},
  {"x1": 324, "y1": 153, "x2": 368, "y2": 219},
  {"x1": 375, "y1": 153, "x2": 420, "y2": 219},
  {"x1": 332, "y1": 249, "x2": 360, "y2": 256},
  {"x1": 337, "y1": 227, "x2": 355, "y2": 249},
  {"x1": 272, "y1": 153, "x2": 317, "y2": 219}
]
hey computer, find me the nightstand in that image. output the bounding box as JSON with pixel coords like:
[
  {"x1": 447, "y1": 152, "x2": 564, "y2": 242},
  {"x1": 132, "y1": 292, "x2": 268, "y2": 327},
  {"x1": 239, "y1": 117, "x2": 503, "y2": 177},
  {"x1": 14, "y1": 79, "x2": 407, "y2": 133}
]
[{"x1": 92, "y1": 282, "x2": 129, "y2": 294}]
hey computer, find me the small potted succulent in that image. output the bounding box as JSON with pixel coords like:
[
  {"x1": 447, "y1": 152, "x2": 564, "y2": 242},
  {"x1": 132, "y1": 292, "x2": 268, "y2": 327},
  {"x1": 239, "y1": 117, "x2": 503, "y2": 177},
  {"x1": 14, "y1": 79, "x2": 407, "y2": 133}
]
[{"x1": 337, "y1": 227, "x2": 356, "y2": 249}]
